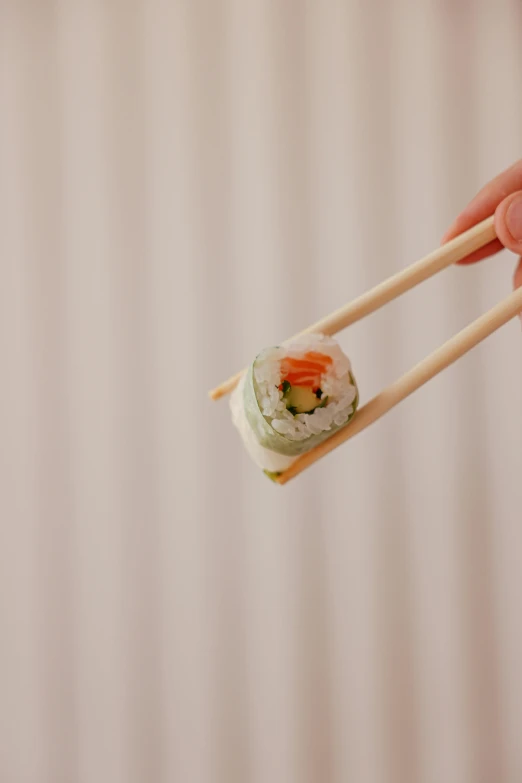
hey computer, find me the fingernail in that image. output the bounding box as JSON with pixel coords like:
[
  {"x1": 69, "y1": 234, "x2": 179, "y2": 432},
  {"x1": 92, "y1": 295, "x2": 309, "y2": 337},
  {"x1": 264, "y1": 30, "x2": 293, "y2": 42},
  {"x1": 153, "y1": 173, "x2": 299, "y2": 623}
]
[{"x1": 506, "y1": 196, "x2": 522, "y2": 242}]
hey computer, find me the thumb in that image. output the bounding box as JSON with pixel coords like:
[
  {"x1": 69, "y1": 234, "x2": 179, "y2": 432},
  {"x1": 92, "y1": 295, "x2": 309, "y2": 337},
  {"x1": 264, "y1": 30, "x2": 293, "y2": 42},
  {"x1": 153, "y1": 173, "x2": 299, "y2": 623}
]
[{"x1": 495, "y1": 191, "x2": 522, "y2": 255}]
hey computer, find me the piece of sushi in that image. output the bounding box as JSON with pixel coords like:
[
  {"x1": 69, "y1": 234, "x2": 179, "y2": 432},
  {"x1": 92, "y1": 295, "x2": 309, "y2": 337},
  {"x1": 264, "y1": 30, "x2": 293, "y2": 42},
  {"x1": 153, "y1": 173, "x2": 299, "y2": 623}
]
[{"x1": 230, "y1": 333, "x2": 359, "y2": 477}]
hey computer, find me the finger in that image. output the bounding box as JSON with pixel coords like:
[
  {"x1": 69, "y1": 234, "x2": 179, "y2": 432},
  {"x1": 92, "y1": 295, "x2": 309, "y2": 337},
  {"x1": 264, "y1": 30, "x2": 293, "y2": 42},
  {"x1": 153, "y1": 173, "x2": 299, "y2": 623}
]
[
  {"x1": 441, "y1": 159, "x2": 522, "y2": 246},
  {"x1": 454, "y1": 238, "x2": 505, "y2": 265},
  {"x1": 495, "y1": 191, "x2": 522, "y2": 256},
  {"x1": 457, "y1": 192, "x2": 522, "y2": 264}
]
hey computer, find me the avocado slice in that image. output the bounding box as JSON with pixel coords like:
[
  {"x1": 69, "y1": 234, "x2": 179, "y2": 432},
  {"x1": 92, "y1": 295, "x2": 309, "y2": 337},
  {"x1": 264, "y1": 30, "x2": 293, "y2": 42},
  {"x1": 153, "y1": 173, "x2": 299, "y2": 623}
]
[
  {"x1": 263, "y1": 470, "x2": 282, "y2": 482},
  {"x1": 284, "y1": 384, "x2": 322, "y2": 415}
]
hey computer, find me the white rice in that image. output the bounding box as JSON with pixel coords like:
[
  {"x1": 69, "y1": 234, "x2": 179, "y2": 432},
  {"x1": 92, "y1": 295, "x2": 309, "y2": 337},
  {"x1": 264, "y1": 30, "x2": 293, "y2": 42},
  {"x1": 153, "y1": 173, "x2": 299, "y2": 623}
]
[
  {"x1": 254, "y1": 333, "x2": 357, "y2": 441},
  {"x1": 230, "y1": 374, "x2": 297, "y2": 472}
]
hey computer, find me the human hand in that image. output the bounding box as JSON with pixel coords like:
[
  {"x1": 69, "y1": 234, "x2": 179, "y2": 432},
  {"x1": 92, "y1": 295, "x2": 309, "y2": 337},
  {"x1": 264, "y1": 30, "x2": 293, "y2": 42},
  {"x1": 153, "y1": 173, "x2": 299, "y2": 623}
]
[{"x1": 442, "y1": 159, "x2": 522, "y2": 290}]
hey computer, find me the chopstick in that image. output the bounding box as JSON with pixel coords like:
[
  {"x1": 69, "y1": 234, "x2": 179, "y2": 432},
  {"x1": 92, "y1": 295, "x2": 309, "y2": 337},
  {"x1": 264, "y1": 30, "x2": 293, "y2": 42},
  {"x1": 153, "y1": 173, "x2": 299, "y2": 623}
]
[
  {"x1": 208, "y1": 215, "x2": 496, "y2": 401},
  {"x1": 274, "y1": 285, "x2": 522, "y2": 484}
]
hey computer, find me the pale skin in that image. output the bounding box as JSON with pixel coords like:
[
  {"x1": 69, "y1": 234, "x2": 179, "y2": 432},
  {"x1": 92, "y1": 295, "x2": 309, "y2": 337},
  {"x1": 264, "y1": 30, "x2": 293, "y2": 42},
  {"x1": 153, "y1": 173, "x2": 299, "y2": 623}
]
[{"x1": 442, "y1": 159, "x2": 522, "y2": 292}]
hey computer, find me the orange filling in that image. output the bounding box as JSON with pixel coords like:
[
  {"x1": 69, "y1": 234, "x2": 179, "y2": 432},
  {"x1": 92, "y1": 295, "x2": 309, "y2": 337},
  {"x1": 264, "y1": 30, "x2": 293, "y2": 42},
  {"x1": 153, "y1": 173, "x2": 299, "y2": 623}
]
[{"x1": 279, "y1": 351, "x2": 332, "y2": 390}]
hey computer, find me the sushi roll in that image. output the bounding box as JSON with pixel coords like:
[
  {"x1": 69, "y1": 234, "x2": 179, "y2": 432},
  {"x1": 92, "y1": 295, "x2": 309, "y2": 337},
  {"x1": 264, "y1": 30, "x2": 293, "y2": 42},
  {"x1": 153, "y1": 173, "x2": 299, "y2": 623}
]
[{"x1": 230, "y1": 333, "x2": 359, "y2": 477}]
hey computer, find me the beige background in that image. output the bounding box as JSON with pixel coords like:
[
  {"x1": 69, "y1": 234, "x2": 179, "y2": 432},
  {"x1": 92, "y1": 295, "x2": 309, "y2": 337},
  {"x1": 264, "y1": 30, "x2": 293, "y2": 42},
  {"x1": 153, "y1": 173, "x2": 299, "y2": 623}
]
[{"x1": 1, "y1": 2, "x2": 522, "y2": 782}]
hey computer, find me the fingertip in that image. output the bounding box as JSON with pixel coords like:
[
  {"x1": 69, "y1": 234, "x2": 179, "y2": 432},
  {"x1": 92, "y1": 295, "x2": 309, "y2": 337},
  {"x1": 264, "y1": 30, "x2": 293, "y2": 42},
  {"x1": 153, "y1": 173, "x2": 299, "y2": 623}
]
[
  {"x1": 441, "y1": 219, "x2": 463, "y2": 246},
  {"x1": 441, "y1": 210, "x2": 478, "y2": 246}
]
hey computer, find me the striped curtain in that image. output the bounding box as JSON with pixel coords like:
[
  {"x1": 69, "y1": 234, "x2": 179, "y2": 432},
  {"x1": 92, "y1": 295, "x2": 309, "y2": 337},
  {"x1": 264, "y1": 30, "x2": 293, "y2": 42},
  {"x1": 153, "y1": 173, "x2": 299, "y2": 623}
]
[{"x1": 1, "y1": 2, "x2": 522, "y2": 782}]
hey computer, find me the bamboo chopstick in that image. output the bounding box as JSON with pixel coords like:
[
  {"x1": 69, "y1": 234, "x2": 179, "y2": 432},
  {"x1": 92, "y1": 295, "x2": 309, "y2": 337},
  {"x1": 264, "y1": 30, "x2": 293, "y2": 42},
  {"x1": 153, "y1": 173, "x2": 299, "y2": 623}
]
[
  {"x1": 208, "y1": 215, "x2": 496, "y2": 401},
  {"x1": 274, "y1": 285, "x2": 522, "y2": 484}
]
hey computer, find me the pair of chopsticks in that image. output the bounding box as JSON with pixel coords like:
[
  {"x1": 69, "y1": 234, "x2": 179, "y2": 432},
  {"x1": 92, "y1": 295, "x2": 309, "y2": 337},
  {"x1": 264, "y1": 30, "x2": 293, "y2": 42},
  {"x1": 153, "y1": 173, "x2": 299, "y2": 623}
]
[{"x1": 209, "y1": 215, "x2": 522, "y2": 484}]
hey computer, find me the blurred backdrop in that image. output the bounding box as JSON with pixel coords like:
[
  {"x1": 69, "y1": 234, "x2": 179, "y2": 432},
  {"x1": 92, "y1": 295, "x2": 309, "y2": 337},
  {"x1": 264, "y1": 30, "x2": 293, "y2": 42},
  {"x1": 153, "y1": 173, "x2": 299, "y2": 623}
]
[{"x1": 1, "y1": 2, "x2": 522, "y2": 782}]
